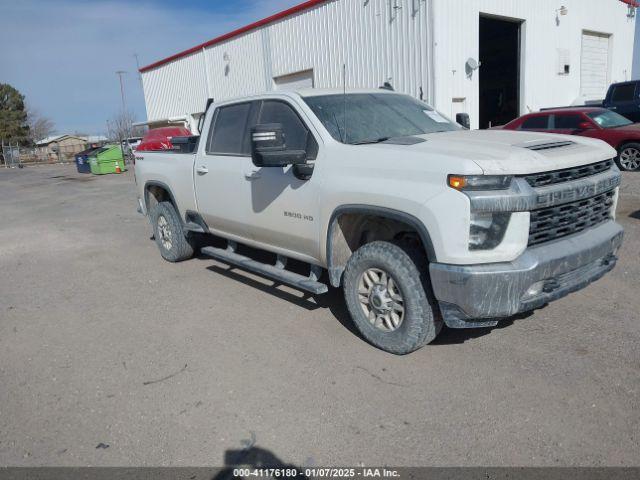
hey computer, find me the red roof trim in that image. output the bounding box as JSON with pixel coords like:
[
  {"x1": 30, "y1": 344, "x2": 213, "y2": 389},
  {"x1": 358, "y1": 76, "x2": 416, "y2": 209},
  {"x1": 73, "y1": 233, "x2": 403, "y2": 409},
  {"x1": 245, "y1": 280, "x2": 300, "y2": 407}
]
[
  {"x1": 620, "y1": 0, "x2": 640, "y2": 7},
  {"x1": 139, "y1": 0, "x2": 328, "y2": 73}
]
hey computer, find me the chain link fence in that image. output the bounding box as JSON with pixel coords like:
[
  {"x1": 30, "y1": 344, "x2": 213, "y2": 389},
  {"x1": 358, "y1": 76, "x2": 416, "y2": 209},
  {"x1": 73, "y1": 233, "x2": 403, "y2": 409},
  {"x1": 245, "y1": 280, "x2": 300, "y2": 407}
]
[{"x1": 1, "y1": 141, "x2": 101, "y2": 168}]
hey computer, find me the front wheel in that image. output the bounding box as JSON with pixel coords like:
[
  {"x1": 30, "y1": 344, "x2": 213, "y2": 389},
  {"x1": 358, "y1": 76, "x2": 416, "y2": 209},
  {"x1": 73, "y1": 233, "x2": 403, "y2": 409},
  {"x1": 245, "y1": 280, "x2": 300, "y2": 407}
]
[
  {"x1": 343, "y1": 241, "x2": 442, "y2": 354},
  {"x1": 617, "y1": 143, "x2": 640, "y2": 172}
]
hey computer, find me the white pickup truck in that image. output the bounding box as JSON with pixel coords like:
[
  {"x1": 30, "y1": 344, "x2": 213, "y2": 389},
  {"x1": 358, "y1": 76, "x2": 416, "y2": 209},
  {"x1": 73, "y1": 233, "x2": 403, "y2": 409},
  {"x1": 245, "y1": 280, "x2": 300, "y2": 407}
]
[{"x1": 135, "y1": 89, "x2": 623, "y2": 354}]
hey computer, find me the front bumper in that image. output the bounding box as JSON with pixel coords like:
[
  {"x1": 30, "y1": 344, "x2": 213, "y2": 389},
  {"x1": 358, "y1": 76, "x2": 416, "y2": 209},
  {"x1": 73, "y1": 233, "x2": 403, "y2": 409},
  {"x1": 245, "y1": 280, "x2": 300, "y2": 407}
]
[{"x1": 429, "y1": 221, "x2": 624, "y2": 328}]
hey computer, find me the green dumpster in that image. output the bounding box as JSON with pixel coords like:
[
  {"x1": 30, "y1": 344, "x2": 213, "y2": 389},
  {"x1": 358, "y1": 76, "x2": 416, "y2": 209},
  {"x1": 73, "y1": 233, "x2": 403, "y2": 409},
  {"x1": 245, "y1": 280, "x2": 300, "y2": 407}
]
[{"x1": 88, "y1": 145, "x2": 126, "y2": 175}]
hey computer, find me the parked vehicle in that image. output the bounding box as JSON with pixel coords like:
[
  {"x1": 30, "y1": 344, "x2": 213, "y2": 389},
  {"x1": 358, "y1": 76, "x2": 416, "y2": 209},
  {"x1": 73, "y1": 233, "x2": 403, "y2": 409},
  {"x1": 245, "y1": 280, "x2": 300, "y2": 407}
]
[
  {"x1": 603, "y1": 80, "x2": 640, "y2": 123},
  {"x1": 135, "y1": 90, "x2": 623, "y2": 354},
  {"x1": 501, "y1": 107, "x2": 640, "y2": 171},
  {"x1": 136, "y1": 127, "x2": 193, "y2": 152},
  {"x1": 122, "y1": 137, "x2": 143, "y2": 153}
]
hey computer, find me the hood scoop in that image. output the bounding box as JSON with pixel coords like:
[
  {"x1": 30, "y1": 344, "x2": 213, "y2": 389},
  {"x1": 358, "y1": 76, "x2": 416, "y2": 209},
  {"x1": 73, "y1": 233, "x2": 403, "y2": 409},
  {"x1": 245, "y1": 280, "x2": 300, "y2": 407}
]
[
  {"x1": 382, "y1": 136, "x2": 427, "y2": 145},
  {"x1": 518, "y1": 140, "x2": 576, "y2": 151}
]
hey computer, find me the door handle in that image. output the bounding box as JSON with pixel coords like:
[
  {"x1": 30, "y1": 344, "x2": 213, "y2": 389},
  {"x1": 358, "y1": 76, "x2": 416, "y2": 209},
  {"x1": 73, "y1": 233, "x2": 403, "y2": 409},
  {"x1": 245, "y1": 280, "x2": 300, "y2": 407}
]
[
  {"x1": 244, "y1": 170, "x2": 261, "y2": 180},
  {"x1": 196, "y1": 165, "x2": 209, "y2": 175}
]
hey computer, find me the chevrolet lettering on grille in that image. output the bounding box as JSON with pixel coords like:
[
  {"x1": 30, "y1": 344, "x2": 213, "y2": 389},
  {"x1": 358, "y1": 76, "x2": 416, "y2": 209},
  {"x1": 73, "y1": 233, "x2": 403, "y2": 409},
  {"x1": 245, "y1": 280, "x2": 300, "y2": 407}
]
[{"x1": 535, "y1": 175, "x2": 620, "y2": 208}]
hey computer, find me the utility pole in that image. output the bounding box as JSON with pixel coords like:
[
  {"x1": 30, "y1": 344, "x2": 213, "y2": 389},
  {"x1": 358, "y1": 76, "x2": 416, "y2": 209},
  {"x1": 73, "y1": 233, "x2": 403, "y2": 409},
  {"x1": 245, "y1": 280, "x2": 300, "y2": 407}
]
[
  {"x1": 133, "y1": 53, "x2": 143, "y2": 85},
  {"x1": 115, "y1": 70, "x2": 127, "y2": 112},
  {"x1": 115, "y1": 71, "x2": 130, "y2": 161}
]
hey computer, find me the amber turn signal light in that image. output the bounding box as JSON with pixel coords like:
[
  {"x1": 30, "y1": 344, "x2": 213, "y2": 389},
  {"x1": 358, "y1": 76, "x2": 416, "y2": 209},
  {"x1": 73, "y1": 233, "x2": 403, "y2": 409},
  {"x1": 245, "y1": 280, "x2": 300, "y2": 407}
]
[{"x1": 448, "y1": 175, "x2": 467, "y2": 190}]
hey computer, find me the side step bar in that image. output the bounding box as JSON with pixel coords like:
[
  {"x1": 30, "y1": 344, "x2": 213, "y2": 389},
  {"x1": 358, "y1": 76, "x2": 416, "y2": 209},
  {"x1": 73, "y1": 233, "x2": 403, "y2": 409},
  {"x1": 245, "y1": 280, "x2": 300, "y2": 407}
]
[
  {"x1": 183, "y1": 221, "x2": 206, "y2": 233},
  {"x1": 201, "y1": 246, "x2": 328, "y2": 295}
]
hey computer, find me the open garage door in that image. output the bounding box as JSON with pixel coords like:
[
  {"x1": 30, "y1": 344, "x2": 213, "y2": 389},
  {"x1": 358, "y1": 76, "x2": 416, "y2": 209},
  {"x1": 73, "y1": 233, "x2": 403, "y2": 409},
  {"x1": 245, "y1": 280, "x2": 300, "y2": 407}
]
[
  {"x1": 479, "y1": 15, "x2": 522, "y2": 129},
  {"x1": 580, "y1": 31, "x2": 610, "y2": 100}
]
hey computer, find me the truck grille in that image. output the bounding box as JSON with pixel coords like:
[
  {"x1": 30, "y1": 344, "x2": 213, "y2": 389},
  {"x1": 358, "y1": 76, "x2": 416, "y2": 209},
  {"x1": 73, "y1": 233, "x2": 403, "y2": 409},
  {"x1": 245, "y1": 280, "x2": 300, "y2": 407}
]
[
  {"x1": 523, "y1": 159, "x2": 613, "y2": 188},
  {"x1": 528, "y1": 190, "x2": 615, "y2": 246}
]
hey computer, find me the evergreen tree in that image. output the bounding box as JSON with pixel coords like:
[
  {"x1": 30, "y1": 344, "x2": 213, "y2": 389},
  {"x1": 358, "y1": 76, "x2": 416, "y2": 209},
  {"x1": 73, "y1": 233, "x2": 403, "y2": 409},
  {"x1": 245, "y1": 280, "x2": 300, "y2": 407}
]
[{"x1": 0, "y1": 84, "x2": 30, "y2": 144}]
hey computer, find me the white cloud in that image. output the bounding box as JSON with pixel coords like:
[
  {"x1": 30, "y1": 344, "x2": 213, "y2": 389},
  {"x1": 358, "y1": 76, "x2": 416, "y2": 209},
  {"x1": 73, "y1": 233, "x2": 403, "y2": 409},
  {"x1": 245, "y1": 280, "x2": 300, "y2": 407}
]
[{"x1": 0, "y1": 0, "x2": 300, "y2": 133}]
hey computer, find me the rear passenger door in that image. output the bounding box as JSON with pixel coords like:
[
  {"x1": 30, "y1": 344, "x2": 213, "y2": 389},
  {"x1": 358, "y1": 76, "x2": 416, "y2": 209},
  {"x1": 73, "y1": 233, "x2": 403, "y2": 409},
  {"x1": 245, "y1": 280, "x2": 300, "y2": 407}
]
[{"x1": 194, "y1": 101, "x2": 258, "y2": 239}]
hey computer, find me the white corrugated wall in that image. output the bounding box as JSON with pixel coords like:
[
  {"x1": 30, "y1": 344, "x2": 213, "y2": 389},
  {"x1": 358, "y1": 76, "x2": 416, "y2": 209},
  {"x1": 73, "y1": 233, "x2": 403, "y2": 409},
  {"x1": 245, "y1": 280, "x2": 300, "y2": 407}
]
[
  {"x1": 141, "y1": 0, "x2": 636, "y2": 129},
  {"x1": 141, "y1": 0, "x2": 434, "y2": 125},
  {"x1": 433, "y1": 0, "x2": 636, "y2": 128}
]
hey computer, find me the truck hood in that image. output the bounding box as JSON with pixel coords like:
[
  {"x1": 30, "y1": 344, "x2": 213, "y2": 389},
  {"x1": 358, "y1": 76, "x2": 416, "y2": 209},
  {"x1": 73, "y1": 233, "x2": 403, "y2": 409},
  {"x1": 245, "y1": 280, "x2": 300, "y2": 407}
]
[{"x1": 405, "y1": 129, "x2": 617, "y2": 175}]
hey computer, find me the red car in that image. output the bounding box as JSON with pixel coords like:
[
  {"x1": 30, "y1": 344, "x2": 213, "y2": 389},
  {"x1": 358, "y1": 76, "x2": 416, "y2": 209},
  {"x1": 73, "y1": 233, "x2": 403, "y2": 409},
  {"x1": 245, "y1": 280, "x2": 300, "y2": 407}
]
[{"x1": 501, "y1": 107, "x2": 640, "y2": 171}]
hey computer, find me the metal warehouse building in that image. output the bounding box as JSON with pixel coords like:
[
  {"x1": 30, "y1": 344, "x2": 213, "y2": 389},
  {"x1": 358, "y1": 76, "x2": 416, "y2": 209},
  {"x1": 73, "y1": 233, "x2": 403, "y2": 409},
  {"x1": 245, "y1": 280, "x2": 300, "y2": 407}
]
[{"x1": 140, "y1": 0, "x2": 638, "y2": 131}]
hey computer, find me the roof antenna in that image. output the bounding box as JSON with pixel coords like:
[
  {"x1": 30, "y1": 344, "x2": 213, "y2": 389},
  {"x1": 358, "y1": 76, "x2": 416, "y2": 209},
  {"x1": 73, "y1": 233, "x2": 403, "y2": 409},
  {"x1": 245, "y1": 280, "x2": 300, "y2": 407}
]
[{"x1": 342, "y1": 63, "x2": 347, "y2": 143}]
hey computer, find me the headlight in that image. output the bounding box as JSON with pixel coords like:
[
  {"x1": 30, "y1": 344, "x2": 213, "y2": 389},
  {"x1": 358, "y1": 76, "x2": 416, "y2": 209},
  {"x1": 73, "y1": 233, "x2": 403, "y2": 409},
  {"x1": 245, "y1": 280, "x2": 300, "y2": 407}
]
[
  {"x1": 448, "y1": 175, "x2": 513, "y2": 191},
  {"x1": 469, "y1": 212, "x2": 511, "y2": 250}
]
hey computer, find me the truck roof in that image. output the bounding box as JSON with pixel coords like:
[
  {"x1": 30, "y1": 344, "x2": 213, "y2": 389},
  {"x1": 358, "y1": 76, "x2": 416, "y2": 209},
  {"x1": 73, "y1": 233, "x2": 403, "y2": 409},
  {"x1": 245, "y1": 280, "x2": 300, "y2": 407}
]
[
  {"x1": 294, "y1": 88, "x2": 399, "y2": 97},
  {"x1": 530, "y1": 106, "x2": 608, "y2": 115}
]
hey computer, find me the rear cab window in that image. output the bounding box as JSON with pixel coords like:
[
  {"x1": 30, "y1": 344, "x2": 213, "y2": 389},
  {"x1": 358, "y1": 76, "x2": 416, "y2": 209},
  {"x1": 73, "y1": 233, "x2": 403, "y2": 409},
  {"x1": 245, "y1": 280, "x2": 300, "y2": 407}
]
[{"x1": 610, "y1": 83, "x2": 637, "y2": 104}]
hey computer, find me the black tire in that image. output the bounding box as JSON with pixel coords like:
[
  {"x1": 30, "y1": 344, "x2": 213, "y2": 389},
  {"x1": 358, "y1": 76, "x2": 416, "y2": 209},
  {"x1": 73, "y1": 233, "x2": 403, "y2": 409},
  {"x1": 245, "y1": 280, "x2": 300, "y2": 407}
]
[
  {"x1": 343, "y1": 241, "x2": 442, "y2": 355},
  {"x1": 150, "y1": 201, "x2": 196, "y2": 262},
  {"x1": 616, "y1": 143, "x2": 640, "y2": 172}
]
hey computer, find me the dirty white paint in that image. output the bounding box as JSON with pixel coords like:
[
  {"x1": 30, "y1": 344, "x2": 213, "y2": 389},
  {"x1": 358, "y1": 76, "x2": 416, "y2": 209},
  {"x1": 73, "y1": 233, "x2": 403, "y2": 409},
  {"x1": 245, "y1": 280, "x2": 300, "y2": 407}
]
[{"x1": 141, "y1": 0, "x2": 636, "y2": 130}]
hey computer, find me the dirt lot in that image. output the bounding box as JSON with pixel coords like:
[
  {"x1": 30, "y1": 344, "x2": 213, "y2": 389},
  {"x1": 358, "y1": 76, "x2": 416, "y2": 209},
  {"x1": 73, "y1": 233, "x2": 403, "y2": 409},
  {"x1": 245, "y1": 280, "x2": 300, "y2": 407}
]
[{"x1": 0, "y1": 164, "x2": 638, "y2": 467}]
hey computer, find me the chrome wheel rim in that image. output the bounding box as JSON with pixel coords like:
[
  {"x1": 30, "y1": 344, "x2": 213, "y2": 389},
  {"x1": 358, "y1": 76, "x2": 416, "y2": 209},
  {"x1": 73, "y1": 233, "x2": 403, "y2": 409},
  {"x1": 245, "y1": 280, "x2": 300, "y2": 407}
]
[
  {"x1": 620, "y1": 147, "x2": 640, "y2": 171},
  {"x1": 157, "y1": 215, "x2": 173, "y2": 250},
  {"x1": 357, "y1": 268, "x2": 404, "y2": 332}
]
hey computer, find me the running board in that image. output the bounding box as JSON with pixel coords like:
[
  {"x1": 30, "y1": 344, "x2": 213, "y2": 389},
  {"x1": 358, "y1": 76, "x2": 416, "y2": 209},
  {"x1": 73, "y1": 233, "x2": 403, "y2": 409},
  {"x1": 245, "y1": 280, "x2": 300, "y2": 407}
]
[
  {"x1": 183, "y1": 221, "x2": 206, "y2": 233},
  {"x1": 200, "y1": 246, "x2": 328, "y2": 295}
]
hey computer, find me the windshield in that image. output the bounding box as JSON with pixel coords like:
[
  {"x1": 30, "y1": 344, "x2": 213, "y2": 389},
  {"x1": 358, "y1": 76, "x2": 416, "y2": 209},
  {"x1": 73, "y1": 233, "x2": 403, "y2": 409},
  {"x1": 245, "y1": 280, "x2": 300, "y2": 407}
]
[
  {"x1": 303, "y1": 93, "x2": 460, "y2": 144},
  {"x1": 587, "y1": 110, "x2": 633, "y2": 128}
]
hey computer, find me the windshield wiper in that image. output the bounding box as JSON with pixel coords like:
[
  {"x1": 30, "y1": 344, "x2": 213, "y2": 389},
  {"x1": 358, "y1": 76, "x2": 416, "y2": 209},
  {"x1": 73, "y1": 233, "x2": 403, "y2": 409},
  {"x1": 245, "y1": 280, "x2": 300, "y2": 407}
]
[{"x1": 350, "y1": 136, "x2": 391, "y2": 145}]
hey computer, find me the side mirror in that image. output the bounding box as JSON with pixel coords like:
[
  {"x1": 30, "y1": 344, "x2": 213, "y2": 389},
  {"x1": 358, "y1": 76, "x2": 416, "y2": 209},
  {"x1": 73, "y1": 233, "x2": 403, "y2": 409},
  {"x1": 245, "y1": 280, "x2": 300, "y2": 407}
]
[
  {"x1": 456, "y1": 113, "x2": 471, "y2": 130},
  {"x1": 577, "y1": 121, "x2": 594, "y2": 131},
  {"x1": 251, "y1": 123, "x2": 307, "y2": 167}
]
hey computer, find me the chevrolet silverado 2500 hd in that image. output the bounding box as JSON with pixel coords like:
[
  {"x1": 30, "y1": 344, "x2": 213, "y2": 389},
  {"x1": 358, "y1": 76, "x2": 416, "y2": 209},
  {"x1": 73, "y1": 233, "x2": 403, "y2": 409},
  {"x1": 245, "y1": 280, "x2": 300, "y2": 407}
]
[{"x1": 135, "y1": 89, "x2": 623, "y2": 354}]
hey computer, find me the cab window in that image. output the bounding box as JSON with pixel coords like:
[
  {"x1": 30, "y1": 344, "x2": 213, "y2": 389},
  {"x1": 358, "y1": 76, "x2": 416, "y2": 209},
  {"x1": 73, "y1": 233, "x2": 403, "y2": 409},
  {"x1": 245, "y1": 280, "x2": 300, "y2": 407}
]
[
  {"x1": 207, "y1": 102, "x2": 252, "y2": 156},
  {"x1": 520, "y1": 115, "x2": 549, "y2": 130},
  {"x1": 553, "y1": 114, "x2": 583, "y2": 130},
  {"x1": 258, "y1": 100, "x2": 318, "y2": 159},
  {"x1": 611, "y1": 84, "x2": 636, "y2": 103}
]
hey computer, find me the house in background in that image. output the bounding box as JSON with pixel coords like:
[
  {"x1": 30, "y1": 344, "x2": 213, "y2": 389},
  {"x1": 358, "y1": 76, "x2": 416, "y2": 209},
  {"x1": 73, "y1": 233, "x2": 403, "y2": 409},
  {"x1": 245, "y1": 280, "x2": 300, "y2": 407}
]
[{"x1": 35, "y1": 134, "x2": 106, "y2": 162}]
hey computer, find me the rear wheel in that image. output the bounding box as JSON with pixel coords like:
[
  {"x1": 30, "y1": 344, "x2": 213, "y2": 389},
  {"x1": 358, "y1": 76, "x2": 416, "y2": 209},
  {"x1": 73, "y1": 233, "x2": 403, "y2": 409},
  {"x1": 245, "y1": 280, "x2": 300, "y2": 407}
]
[
  {"x1": 151, "y1": 201, "x2": 196, "y2": 262},
  {"x1": 343, "y1": 241, "x2": 442, "y2": 354},
  {"x1": 617, "y1": 143, "x2": 640, "y2": 171}
]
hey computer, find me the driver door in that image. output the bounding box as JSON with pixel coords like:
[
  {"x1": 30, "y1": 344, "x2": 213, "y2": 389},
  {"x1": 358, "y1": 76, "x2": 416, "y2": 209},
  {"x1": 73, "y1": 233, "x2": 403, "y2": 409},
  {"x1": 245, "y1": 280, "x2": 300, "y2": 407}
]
[{"x1": 243, "y1": 99, "x2": 321, "y2": 261}]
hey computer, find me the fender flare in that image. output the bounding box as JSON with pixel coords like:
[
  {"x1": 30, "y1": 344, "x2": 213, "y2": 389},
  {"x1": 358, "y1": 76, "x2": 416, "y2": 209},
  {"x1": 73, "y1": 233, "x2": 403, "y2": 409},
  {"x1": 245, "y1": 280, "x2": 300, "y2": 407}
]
[
  {"x1": 325, "y1": 204, "x2": 437, "y2": 287},
  {"x1": 143, "y1": 180, "x2": 180, "y2": 214}
]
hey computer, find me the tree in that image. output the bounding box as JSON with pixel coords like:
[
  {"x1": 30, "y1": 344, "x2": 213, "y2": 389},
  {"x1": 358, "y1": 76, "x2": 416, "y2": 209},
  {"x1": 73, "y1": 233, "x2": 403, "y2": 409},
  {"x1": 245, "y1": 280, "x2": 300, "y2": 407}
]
[
  {"x1": 26, "y1": 105, "x2": 56, "y2": 143},
  {"x1": 0, "y1": 84, "x2": 30, "y2": 144},
  {"x1": 106, "y1": 110, "x2": 135, "y2": 143}
]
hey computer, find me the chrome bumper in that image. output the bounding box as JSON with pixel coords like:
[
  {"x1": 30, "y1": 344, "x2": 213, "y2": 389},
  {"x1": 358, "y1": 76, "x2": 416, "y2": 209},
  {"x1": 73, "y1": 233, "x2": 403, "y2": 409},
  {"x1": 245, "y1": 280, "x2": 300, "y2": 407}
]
[{"x1": 429, "y1": 221, "x2": 624, "y2": 328}]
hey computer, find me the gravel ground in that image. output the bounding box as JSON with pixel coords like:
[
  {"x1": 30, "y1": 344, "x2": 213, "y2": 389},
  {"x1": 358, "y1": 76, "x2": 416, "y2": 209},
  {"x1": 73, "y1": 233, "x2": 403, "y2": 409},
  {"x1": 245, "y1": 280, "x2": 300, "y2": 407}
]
[{"x1": 0, "y1": 164, "x2": 638, "y2": 467}]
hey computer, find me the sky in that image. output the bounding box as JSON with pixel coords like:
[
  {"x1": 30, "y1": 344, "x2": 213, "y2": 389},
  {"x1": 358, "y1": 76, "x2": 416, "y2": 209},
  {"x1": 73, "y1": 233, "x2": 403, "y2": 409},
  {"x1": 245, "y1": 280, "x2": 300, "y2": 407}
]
[
  {"x1": 0, "y1": 0, "x2": 301, "y2": 135},
  {"x1": 2, "y1": 1, "x2": 640, "y2": 135}
]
